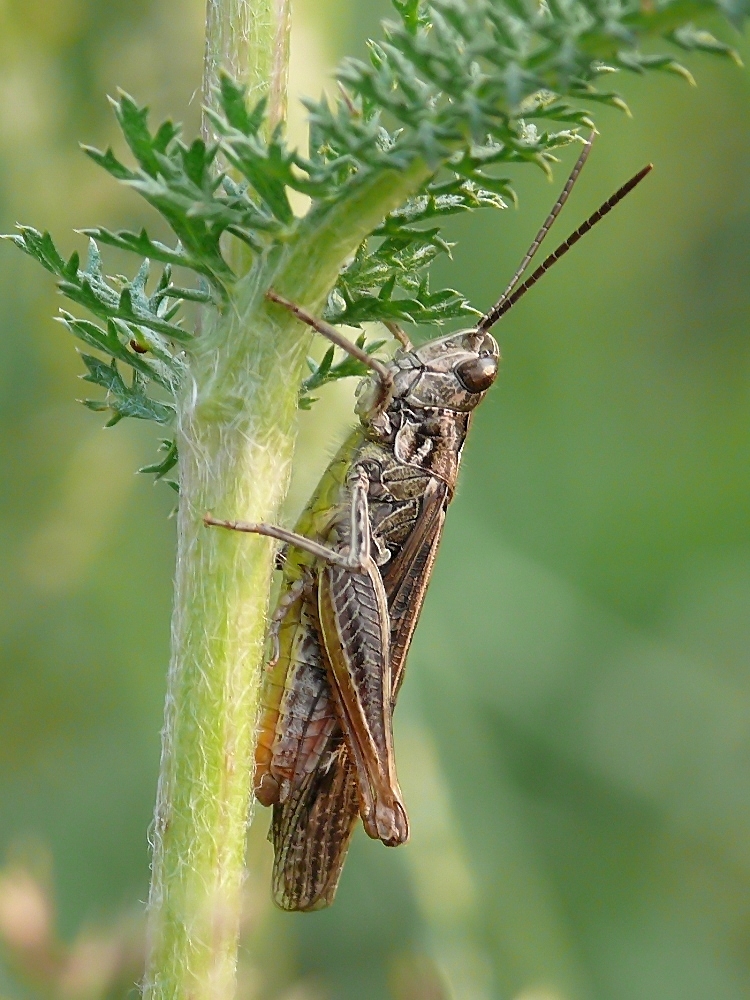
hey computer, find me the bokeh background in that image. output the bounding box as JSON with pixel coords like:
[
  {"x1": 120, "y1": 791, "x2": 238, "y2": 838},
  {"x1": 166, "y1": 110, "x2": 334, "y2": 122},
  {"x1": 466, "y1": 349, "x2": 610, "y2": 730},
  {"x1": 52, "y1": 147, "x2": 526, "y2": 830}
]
[{"x1": 0, "y1": 1, "x2": 749, "y2": 998}]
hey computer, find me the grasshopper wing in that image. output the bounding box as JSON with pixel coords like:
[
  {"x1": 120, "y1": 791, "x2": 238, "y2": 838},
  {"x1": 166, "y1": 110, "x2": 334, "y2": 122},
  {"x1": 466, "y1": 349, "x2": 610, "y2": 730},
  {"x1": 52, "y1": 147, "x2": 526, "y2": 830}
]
[
  {"x1": 270, "y1": 734, "x2": 360, "y2": 911},
  {"x1": 255, "y1": 595, "x2": 339, "y2": 806},
  {"x1": 262, "y1": 599, "x2": 342, "y2": 805},
  {"x1": 269, "y1": 476, "x2": 448, "y2": 910}
]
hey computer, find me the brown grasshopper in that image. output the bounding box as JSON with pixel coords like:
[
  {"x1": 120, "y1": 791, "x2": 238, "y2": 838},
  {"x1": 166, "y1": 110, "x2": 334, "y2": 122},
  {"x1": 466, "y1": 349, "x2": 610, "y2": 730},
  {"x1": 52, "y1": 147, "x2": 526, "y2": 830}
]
[{"x1": 205, "y1": 136, "x2": 652, "y2": 910}]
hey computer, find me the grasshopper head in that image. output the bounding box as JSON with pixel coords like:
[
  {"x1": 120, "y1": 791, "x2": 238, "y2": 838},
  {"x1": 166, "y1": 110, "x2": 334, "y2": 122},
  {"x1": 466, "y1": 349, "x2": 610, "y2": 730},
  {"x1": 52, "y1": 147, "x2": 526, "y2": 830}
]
[
  {"x1": 356, "y1": 328, "x2": 499, "y2": 421},
  {"x1": 392, "y1": 327, "x2": 499, "y2": 412}
]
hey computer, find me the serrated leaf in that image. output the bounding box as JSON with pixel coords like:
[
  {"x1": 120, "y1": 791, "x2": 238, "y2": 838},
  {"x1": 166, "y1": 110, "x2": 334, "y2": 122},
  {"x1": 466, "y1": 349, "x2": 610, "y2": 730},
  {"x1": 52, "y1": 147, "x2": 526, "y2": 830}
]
[
  {"x1": 670, "y1": 24, "x2": 742, "y2": 64},
  {"x1": 82, "y1": 144, "x2": 136, "y2": 182},
  {"x1": 218, "y1": 75, "x2": 267, "y2": 136},
  {"x1": 139, "y1": 438, "x2": 179, "y2": 480},
  {"x1": 57, "y1": 274, "x2": 192, "y2": 343},
  {"x1": 616, "y1": 49, "x2": 696, "y2": 85},
  {"x1": 79, "y1": 354, "x2": 174, "y2": 424},
  {"x1": 2, "y1": 227, "x2": 67, "y2": 274},
  {"x1": 4, "y1": 0, "x2": 745, "y2": 454},
  {"x1": 60, "y1": 313, "x2": 174, "y2": 390},
  {"x1": 112, "y1": 92, "x2": 166, "y2": 177},
  {"x1": 392, "y1": 0, "x2": 426, "y2": 35},
  {"x1": 80, "y1": 228, "x2": 219, "y2": 293},
  {"x1": 298, "y1": 332, "x2": 389, "y2": 402}
]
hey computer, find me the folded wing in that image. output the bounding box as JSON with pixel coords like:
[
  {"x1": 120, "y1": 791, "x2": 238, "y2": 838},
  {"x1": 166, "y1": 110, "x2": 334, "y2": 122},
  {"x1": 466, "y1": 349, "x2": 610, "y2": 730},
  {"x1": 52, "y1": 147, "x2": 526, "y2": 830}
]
[{"x1": 270, "y1": 477, "x2": 448, "y2": 910}]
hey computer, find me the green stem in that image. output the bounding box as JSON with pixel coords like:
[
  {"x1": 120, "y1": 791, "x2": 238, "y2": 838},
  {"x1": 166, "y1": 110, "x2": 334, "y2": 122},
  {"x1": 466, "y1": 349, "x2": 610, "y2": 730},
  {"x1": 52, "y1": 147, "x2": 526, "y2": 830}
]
[
  {"x1": 144, "y1": 8, "x2": 432, "y2": 998},
  {"x1": 276, "y1": 160, "x2": 434, "y2": 305},
  {"x1": 202, "y1": 0, "x2": 292, "y2": 137},
  {"x1": 143, "y1": 3, "x2": 293, "y2": 998},
  {"x1": 143, "y1": 278, "x2": 306, "y2": 1000},
  {"x1": 142, "y1": 165, "x2": 431, "y2": 1000}
]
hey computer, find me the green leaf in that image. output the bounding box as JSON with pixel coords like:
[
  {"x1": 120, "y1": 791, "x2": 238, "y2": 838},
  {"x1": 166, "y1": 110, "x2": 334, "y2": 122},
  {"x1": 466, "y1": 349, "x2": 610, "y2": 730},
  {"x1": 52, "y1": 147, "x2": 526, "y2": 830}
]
[
  {"x1": 218, "y1": 75, "x2": 267, "y2": 136},
  {"x1": 2, "y1": 227, "x2": 69, "y2": 275},
  {"x1": 81, "y1": 144, "x2": 136, "y2": 182},
  {"x1": 80, "y1": 226, "x2": 194, "y2": 266},
  {"x1": 111, "y1": 91, "x2": 178, "y2": 177},
  {"x1": 299, "y1": 333, "x2": 391, "y2": 405},
  {"x1": 139, "y1": 438, "x2": 179, "y2": 480},
  {"x1": 58, "y1": 313, "x2": 174, "y2": 390},
  {"x1": 392, "y1": 0, "x2": 427, "y2": 35},
  {"x1": 56, "y1": 268, "x2": 193, "y2": 344},
  {"x1": 79, "y1": 355, "x2": 174, "y2": 425},
  {"x1": 670, "y1": 24, "x2": 743, "y2": 64}
]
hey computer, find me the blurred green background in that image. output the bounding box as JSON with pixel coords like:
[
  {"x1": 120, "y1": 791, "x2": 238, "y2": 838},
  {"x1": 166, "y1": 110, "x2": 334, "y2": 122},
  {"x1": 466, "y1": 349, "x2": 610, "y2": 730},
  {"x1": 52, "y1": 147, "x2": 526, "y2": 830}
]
[{"x1": 0, "y1": 1, "x2": 749, "y2": 999}]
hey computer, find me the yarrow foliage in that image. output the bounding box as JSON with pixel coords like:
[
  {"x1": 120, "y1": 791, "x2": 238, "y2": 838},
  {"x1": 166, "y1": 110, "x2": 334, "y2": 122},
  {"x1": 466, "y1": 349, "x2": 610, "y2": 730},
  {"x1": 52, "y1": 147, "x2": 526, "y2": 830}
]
[{"x1": 4, "y1": 0, "x2": 745, "y2": 481}]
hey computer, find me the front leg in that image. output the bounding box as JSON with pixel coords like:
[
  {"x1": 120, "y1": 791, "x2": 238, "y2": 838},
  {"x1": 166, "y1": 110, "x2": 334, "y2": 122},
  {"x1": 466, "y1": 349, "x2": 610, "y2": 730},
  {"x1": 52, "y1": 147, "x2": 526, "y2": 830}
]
[
  {"x1": 265, "y1": 289, "x2": 395, "y2": 416},
  {"x1": 205, "y1": 466, "x2": 374, "y2": 572}
]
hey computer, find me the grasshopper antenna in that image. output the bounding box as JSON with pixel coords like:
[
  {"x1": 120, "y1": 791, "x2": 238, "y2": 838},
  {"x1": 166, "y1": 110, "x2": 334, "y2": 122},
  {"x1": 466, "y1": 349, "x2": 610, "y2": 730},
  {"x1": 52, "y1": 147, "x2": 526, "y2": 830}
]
[
  {"x1": 477, "y1": 162, "x2": 653, "y2": 333},
  {"x1": 489, "y1": 131, "x2": 596, "y2": 319}
]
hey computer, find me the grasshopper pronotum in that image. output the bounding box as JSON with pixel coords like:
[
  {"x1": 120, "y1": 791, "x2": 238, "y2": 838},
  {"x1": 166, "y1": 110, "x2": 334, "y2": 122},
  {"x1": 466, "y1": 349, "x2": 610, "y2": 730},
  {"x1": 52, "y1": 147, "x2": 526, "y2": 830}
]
[{"x1": 205, "y1": 136, "x2": 652, "y2": 910}]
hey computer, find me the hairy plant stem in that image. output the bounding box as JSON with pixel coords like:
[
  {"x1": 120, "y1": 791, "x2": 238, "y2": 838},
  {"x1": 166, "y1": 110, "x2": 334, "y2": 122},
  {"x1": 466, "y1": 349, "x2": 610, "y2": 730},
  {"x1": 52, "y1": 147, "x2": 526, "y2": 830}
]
[
  {"x1": 143, "y1": 288, "x2": 304, "y2": 1000},
  {"x1": 203, "y1": 0, "x2": 292, "y2": 139},
  {"x1": 144, "y1": 2, "x2": 294, "y2": 999},
  {"x1": 144, "y1": 98, "x2": 431, "y2": 999}
]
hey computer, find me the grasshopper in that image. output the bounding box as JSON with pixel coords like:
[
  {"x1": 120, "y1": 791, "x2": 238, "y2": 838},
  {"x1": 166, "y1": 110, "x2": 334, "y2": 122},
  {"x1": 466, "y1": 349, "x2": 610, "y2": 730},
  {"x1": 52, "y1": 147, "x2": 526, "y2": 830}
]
[{"x1": 205, "y1": 136, "x2": 652, "y2": 910}]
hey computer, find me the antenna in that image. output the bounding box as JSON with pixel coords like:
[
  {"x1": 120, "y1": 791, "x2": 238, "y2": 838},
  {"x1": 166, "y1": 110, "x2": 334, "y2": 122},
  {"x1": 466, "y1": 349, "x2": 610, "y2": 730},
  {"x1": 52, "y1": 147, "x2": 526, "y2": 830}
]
[
  {"x1": 477, "y1": 163, "x2": 653, "y2": 333},
  {"x1": 486, "y1": 131, "x2": 596, "y2": 322}
]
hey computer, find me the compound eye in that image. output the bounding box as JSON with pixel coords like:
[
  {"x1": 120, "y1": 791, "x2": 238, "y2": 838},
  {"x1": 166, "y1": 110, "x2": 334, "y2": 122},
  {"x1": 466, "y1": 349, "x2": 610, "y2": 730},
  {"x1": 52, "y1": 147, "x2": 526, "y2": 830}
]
[{"x1": 455, "y1": 354, "x2": 497, "y2": 394}]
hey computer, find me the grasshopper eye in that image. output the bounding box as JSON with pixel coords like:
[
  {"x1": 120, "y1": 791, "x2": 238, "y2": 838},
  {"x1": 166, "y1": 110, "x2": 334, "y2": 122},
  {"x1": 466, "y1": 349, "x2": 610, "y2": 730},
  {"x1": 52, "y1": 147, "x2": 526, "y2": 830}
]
[{"x1": 455, "y1": 355, "x2": 497, "y2": 394}]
